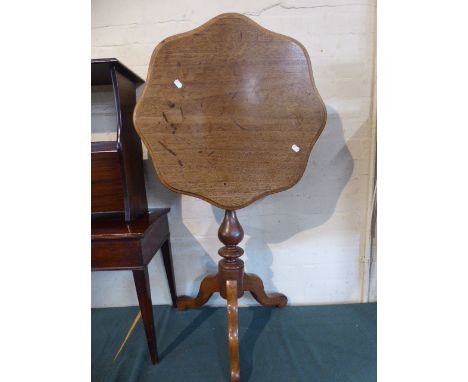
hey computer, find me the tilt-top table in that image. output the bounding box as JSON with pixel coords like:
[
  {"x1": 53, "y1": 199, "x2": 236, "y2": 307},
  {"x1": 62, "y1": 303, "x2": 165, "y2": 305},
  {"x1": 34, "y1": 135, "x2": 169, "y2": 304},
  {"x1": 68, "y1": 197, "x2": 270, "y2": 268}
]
[{"x1": 133, "y1": 13, "x2": 326, "y2": 381}]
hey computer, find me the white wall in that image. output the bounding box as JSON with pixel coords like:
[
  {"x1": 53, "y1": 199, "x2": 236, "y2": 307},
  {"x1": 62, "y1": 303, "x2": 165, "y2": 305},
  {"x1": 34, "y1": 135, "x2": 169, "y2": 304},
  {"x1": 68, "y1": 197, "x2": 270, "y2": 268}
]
[{"x1": 91, "y1": 0, "x2": 376, "y2": 307}]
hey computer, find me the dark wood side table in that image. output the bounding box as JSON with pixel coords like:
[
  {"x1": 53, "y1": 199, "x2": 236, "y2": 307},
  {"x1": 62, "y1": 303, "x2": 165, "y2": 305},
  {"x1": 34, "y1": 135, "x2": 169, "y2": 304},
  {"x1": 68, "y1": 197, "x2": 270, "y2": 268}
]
[
  {"x1": 91, "y1": 209, "x2": 177, "y2": 364},
  {"x1": 91, "y1": 58, "x2": 177, "y2": 364}
]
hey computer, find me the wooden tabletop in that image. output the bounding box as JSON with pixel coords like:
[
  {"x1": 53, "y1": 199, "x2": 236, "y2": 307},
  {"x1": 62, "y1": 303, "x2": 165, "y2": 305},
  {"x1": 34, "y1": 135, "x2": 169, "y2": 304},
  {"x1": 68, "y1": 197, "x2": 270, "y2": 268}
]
[{"x1": 134, "y1": 13, "x2": 326, "y2": 210}]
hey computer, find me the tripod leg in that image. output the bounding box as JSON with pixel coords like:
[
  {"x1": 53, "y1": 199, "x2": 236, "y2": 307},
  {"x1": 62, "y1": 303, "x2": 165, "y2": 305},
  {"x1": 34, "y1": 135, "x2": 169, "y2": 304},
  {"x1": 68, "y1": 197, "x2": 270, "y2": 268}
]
[
  {"x1": 243, "y1": 273, "x2": 287, "y2": 307},
  {"x1": 226, "y1": 280, "x2": 240, "y2": 382},
  {"x1": 177, "y1": 274, "x2": 219, "y2": 310}
]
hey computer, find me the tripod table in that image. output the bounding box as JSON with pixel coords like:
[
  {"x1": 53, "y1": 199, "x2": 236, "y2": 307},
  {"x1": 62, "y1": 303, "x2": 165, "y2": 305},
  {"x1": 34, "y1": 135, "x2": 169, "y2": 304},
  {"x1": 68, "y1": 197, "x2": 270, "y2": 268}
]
[{"x1": 133, "y1": 13, "x2": 327, "y2": 381}]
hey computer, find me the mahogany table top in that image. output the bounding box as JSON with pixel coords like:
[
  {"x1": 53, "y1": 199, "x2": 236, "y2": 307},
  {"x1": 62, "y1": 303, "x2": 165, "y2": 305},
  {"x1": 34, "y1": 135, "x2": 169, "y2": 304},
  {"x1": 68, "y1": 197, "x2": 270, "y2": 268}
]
[{"x1": 134, "y1": 13, "x2": 326, "y2": 210}]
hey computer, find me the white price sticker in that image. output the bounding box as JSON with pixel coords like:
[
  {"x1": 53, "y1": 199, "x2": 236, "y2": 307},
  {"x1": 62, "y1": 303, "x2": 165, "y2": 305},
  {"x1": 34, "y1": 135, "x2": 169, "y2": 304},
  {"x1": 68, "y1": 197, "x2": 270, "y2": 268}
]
[{"x1": 174, "y1": 79, "x2": 183, "y2": 88}]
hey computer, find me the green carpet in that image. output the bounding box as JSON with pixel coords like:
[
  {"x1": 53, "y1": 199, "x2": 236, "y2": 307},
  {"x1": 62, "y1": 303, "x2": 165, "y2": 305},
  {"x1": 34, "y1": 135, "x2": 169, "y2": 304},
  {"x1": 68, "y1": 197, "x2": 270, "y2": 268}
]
[{"x1": 92, "y1": 303, "x2": 376, "y2": 382}]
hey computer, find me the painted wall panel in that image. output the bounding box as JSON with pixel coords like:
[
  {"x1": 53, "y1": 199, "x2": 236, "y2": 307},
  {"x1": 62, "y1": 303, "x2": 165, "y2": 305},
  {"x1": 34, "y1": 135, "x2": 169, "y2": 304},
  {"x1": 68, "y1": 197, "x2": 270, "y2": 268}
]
[{"x1": 91, "y1": 0, "x2": 377, "y2": 307}]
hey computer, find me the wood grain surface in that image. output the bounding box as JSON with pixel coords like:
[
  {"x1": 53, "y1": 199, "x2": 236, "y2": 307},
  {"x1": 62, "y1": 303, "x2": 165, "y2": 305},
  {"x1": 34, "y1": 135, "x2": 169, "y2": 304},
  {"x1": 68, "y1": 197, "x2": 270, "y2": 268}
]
[{"x1": 134, "y1": 13, "x2": 326, "y2": 210}]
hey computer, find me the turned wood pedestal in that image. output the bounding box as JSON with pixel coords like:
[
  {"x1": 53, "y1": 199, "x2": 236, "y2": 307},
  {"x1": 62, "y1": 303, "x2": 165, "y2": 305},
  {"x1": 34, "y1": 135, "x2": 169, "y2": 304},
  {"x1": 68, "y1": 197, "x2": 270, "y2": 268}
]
[{"x1": 177, "y1": 210, "x2": 287, "y2": 381}]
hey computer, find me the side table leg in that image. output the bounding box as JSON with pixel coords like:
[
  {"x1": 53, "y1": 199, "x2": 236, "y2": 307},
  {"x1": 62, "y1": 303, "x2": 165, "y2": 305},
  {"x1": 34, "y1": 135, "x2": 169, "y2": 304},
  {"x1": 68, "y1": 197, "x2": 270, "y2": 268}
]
[
  {"x1": 161, "y1": 237, "x2": 178, "y2": 307},
  {"x1": 132, "y1": 267, "x2": 158, "y2": 364}
]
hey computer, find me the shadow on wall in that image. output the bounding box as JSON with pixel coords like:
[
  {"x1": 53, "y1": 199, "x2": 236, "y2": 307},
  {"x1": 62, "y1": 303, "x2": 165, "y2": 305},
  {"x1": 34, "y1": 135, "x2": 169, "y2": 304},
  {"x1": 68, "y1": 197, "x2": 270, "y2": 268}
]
[
  {"x1": 144, "y1": 159, "x2": 218, "y2": 297},
  {"x1": 212, "y1": 105, "x2": 353, "y2": 295},
  {"x1": 144, "y1": 106, "x2": 353, "y2": 302}
]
